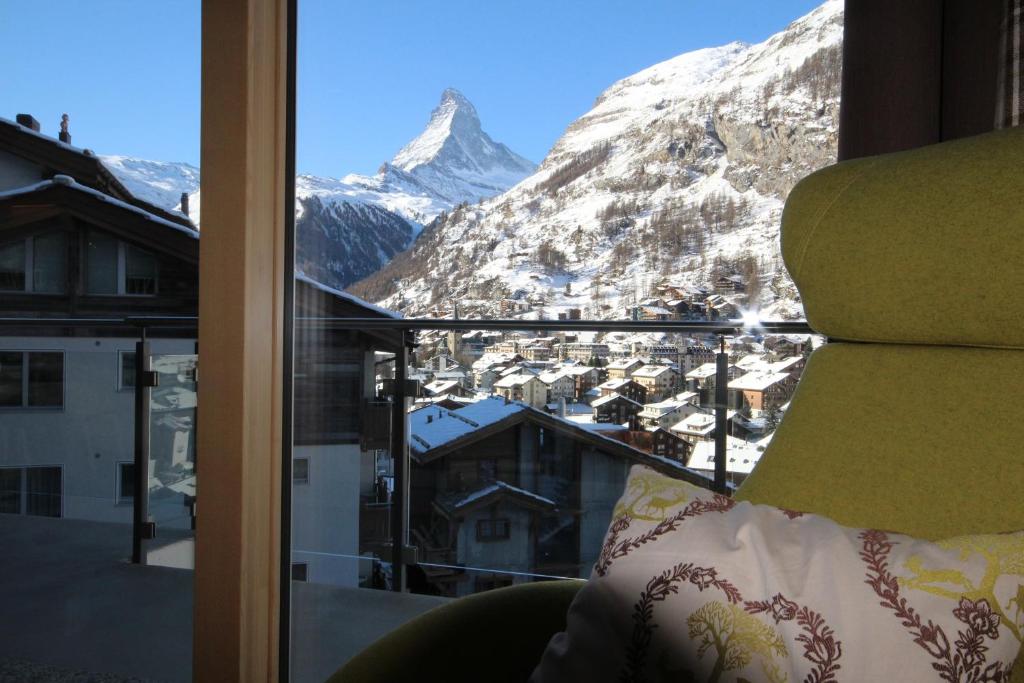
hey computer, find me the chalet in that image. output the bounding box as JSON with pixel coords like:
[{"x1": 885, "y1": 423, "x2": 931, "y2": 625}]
[
  {"x1": 590, "y1": 393, "x2": 642, "y2": 427},
  {"x1": 680, "y1": 344, "x2": 716, "y2": 374},
  {"x1": 630, "y1": 364, "x2": 678, "y2": 401},
  {"x1": 605, "y1": 357, "x2": 645, "y2": 380},
  {"x1": 685, "y1": 361, "x2": 740, "y2": 408},
  {"x1": 670, "y1": 411, "x2": 718, "y2": 444},
  {"x1": 728, "y1": 371, "x2": 794, "y2": 417},
  {"x1": 0, "y1": 114, "x2": 409, "y2": 586},
  {"x1": 558, "y1": 365, "x2": 601, "y2": 400},
  {"x1": 596, "y1": 377, "x2": 647, "y2": 404},
  {"x1": 704, "y1": 294, "x2": 737, "y2": 319},
  {"x1": 631, "y1": 305, "x2": 671, "y2": 321},
  {"x1": 713, "y1": 274, "x2": 746, "y2": 294},
  {"x1": 649, "y1": 427, "x2": 692, "y2": 462},
  {"x1": 493, "y1": 373, "x2": 547, "y2": 409},
  {"x1": 520, "y1": 344, "x2": 551, "y2": 362},
  {"x1": 686, "y1": 436, "x2": 767, "y2": 487},
  {"x1": 637, "y1": 398, "x2": 698, "y2": 430},
  {"x1": 537, "y1": 370, "x2": 575, "y2": 403},
  {"x1": 407, "y1": 397, "x2": 709, "y2": 595}
]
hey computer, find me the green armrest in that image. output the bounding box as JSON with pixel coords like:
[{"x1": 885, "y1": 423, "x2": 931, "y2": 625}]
[{"x1": 330, "y1": 580, "x2": 584, "y2": 683}]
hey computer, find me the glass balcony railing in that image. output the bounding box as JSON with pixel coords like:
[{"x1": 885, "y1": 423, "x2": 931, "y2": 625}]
[{"x1": 0, "y1": 313, "x2": 815, "y2": 682}]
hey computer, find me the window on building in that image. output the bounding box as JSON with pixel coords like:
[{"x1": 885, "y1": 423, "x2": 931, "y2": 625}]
[
  {"x1": 125, "y1": 246, "x2": 158, "y2": 295},
  {"x1": 291, "y1": 563, "x2": 308, "y2": 582},
  {"x1": 293, "y1": 457, "x2": 310, "y2": 484},
  {"x1": 119, "y1": 351, "x2": 136, "y2": 390},
  {"x1": 86, "y1": 232, "x2": 158, "y2": 296},
  {"x1": 0, "y1": 234, "x2": 67, "y2": 294},
  {"x1": 0, "y1": 352, "x2": 63, "y2": 408},
  {"x1": 0, "y1": 241, "x2": 26, "y2": 291},
  {"x1": 118, "y1": 462, "x2": 135, "y2": 504},
  {"x1": 0, "y1": 466, "x2": 62, "y2": 517},
  {"x1": 476, "y1": 518, "x2": 510, "y2": 542},
  {"x1": 0, "y1": 467, "x2": 21, "y2": 514}
]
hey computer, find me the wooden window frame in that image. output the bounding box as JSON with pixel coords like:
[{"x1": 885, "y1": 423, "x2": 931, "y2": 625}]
[{"x1": 194, "y1": 0, "x2": 294, "y2": 681}]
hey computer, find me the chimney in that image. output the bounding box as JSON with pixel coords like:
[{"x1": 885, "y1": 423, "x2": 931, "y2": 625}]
[
  {"x1": 180, "y1": 192, "x2": 190, "y2": 217},
  {"x1": 16, "y1": 114, "x2": 40, "y2": 132},
  {"x1": 558, "y1": 397, "x2": 567, "y2": 418},
  {"x1": 58, "y1": 114, "x2": 71, "y2": 144}
]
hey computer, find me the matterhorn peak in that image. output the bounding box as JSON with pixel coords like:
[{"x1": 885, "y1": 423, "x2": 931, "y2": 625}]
[{"x1": 388, "y1": 88, "x2": 536, "y2": 204}]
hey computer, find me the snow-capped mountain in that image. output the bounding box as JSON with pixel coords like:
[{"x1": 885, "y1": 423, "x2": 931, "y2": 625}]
[
  {"x1": 100, "y1": 156, "x2": 200, "y2": 220},
  {"x1": 351, "y1": 0, "x2": 843, "y2": 319},
  {"x1": 387, "y1": 88, "x2": 537, "y2": 205},
  {"x1": 101, "y1": 88, "x2": 534, "y2": 289}
]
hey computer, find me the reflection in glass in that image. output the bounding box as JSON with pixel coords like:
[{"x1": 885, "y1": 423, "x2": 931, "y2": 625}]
[
  {"x1": 86, "y1": 231, "x2": 118, "y2": 294},
  {"x1": 27, "y1": 351, "x2": 63, "y2": 407},
  {"x1": 0, "y1": 351, "x2": 22, "y2": 407},
  {"x1": 32, "y1": 232, "x2": 67, "y2": 294},
  {"x1": 126, "y1": 245, "x2": 158, "y2": 295},
  {"x1": 0, "y1": 240, "x2": 26, "y2": 291}
]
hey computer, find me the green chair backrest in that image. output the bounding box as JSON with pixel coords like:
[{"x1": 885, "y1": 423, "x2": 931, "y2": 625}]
[{"x1": 736, "y1": 127, "x2": 1024, "y2": 541}]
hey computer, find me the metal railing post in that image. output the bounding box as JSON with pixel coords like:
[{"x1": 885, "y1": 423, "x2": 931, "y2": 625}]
[
  {"x1": 390, "y1": 339, "x2": 410, "y2": 591},
  {"x1": 132, "y1": 334, "x2": 154, "y2": 564},
  {"x1": 714, "y1": 335, "x2": 728, "y2": 494}
]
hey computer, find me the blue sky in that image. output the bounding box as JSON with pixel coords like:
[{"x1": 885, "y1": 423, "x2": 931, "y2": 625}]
[{"x1": 0, "y1": 0, "x2": 824, "y2": 177}]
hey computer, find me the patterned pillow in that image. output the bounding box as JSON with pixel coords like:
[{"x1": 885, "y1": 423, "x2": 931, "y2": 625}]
[{"x1": 531, "y1": 465, "x2": 1024, "y2": 683}]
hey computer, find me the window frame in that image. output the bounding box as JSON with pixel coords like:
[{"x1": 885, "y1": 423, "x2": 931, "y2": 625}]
[
  {"x1": 84, "y1": 232, "x2": 160, "y2": 298},
  {"x1": 292, "y1": 457, "x2": 310, "y2": 485},
  {"x1": 116, "y1": 461, "x2": 135, "y2": 505},
  {"x1": 475, "y1": 517, "x2": 511, "y2": 542},
  {"x1": 118, "y1": 350, "x2": 137, "y2": 391},
  {"x1": 0, "y1": 233, "x2": 68, "y2": 295},
  {"x1": 0, "y1": 350, "x2": 66, "y2": 410},
  {"x1": 0, "y1": 464, "x2": 64, "y2": 518}
]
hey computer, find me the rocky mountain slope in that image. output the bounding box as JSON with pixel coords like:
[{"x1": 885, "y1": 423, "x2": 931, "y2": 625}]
[
  {"x1": 102, "y1": 89, "x2": 534, "y2": 289},
  {"x1": 351, "y1": 0, "x2": 843, "y2": 320}
]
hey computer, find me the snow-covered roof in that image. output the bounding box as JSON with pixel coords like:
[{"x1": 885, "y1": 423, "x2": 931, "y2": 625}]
[
  {"x1": 561, "y1": 366, "x2": 598, "y2": 377},
  {"x1": 295, "y1": 272, "x2": 402, "y2": 319},
  {"x1": 686, "y1": 362, "x2": 726, "y2": 380},
  {"x1": 687, "y1": 438, "x2": 766, "y2": 475},
  {"x1": 424, "y1": 380, "x2": 460, "y2": 395},
  {"x1": 538, "y1": 370, "x2": 570, "y2": 385},
  {"x1": 606, "y1": 358, "x2": 645, "y2": 370},
  {"x1": 728, "y1": 371, "x2": 790, "y2": 392},
  {"x1": 632, "y1": 364, "x2": 675, "y2": 378},
  {"x1": 592, "y1": 393, "x2": 642, "y2": 409},
  {"x1": 671, "y1": 412, "x2": 717, "y2": 436},
  {"x1": 452, "y1": 481, "x2": 556, "y2": 511},
  {"x1": 639, "y1": 399, "x2": 690, "y2": 416},
  {"x1": 410, "y1": 398, "x2": 526, "y2": 454},
  {"x1": 0, "y1": 176, "x2": 200, "y2": 238},
  {"x1": 598, "y1": 378, "x2": 634, "y2": 390},
  {"x1": 494, "y1": 373, "x2": 539, "y2": 388}
]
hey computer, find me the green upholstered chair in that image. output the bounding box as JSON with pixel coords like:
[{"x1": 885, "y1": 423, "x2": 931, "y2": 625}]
[{"x1": 332, "y1": 126, "x2": 1024, "y2": 682}]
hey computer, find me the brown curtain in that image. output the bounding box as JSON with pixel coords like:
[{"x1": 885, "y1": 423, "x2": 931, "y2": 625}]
[{"x1": 996, "y1": 0, "x2": 1024, "y2": 128}]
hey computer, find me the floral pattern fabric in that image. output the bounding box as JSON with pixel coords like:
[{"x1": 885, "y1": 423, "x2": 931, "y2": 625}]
[{"x1": 531, "y1": 466, "x2": 1024, "y2": 683}]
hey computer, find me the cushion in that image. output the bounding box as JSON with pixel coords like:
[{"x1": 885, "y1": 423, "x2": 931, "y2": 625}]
[
  {"x1": 735, "y1": 342, "x2": 1024, "y2": 540},
  {"x1": 532, "y1": 466, "x2": 1024, "y2": 682},
  {"x1": 782, "y1": 126, "x2": 1024, "y2": 349}
]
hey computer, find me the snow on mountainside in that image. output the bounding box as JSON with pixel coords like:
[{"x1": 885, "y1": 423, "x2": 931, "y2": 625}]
[
  {"x1": 100, "y1": 156, "x2": 201, "y2": 221},
  {"x1": 389, "y1": 88, "x2": 537, "y2": 205},
  {"x1": 350, "y1": 0, "x2": 843, "y2": 320},
  {"x1": 101, "y1": 88, "x2": 533, "y2": 289}
]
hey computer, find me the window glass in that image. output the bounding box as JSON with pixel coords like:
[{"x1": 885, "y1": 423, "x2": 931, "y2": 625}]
[
  {"x1": 27, "y1": 352, "x2": 63, "y2": 407},
  {"x1": 121, "y1": 351, "x2": 136, "y2": 389},
  {"x1": 25, "y1": 466, "x2": 61, "y2": 517},
  {"x1": 0, "y1": 241, "x2": 26, "y2": 291},
  {"x1": 293, "y1": 457, "x2": 310, "y2": 484},
  {"x1": 0, "y1": 468, "x2": 21, "y2": 514},
  {"x1": 125, "y1": 245, "x2": 158, "y2": 295},
  {"x1": 118, "y1": 462, "x2": 135, "y2": 503},
  {"x1": 0, "y1": 352, "x2": 23, "y2": 407},
  {"x1": 32, "y1": 233, "x2": 67, "y2": 294},
  {"x1": 86, "y1": 231, "x2": 119, "y2": 294}
]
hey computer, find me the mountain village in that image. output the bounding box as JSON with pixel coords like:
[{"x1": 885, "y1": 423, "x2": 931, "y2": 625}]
[{"x1": 1, "y1": 0, "x2": 838, "y2": 596}]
